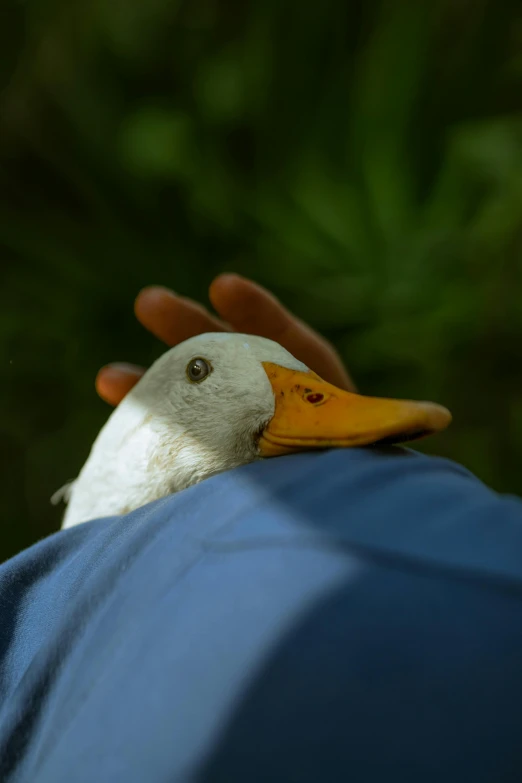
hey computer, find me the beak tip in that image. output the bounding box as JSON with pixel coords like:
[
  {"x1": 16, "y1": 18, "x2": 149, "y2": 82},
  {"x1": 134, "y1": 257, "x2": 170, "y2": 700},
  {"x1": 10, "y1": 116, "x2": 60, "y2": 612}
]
[
  {"x1": 410, "y1": 402, "x2": 451, "y2": 440},
  {"x1": 425, "y1": 402, "x2": 452, "y2": 428}
]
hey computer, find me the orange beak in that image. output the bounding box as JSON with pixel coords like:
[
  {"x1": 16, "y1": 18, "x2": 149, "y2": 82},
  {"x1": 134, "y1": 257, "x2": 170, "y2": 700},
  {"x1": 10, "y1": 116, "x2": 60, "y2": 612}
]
[{"x1": 258, "y1": 363, "x2": 452, "y2": 457}]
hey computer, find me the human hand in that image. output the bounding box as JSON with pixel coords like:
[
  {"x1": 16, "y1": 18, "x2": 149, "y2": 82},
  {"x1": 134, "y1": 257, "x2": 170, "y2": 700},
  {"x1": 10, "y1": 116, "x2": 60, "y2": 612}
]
[{"x1": 96, "y1": 273, "x2": 356, "y2": 406}]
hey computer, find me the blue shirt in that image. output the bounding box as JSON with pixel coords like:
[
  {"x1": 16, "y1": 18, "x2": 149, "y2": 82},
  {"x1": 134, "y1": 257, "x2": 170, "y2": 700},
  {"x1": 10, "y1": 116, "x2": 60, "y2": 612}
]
[{"x1": 1, "y1": 447, "x2": 522, "y2": 782}]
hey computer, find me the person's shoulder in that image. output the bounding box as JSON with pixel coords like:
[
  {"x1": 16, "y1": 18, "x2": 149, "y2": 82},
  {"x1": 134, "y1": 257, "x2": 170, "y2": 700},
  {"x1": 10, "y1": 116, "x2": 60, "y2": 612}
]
[{"x1": 198, "y1": 447, "x2": 522, "y2": 591}]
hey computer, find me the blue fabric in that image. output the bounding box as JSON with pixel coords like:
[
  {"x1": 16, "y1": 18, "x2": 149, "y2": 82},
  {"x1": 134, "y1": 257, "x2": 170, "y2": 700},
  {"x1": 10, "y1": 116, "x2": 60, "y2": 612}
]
[{"x1": 1, "y1": 447, "x2": 522, "y2": 782}]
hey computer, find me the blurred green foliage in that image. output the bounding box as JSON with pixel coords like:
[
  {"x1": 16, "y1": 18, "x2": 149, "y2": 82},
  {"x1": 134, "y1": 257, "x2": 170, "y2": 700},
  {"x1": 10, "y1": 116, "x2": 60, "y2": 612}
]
[{"x1": 1, "y1": 0, "x2": 522, "y2": 561}]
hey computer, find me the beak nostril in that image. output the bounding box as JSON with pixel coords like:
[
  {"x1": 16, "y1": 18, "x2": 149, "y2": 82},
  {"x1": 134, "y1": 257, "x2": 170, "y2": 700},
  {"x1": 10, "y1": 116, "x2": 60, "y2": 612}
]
[{"x1": 306, "y1": 393, "x2": 324, "y2": 404}]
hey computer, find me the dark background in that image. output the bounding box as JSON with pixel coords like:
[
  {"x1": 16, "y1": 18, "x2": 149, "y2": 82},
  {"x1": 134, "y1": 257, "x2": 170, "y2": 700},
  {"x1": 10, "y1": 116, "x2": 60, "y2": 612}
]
[{"x1": 1, "y1": 0, "x2": 522, "y2": 562}]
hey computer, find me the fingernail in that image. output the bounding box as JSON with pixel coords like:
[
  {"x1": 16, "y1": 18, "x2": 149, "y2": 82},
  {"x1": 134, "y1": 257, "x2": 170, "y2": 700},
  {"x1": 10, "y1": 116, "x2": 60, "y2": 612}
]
[
  {"x1": 137, "y1": 285, "x2": 177, "y2": 298},
  {"x1": 214, "y1": 273, "x2": 242, "y2": 284},
  {"x1": 101, "y1": 363, "x2": 143, "y2": 376}
]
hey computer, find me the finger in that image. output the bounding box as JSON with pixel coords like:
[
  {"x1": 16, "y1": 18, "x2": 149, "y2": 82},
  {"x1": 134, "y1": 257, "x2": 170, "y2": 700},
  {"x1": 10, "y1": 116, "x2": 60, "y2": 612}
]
[
  {"x1": 96, "y1": 363, "x2": 145, "y2": 406},
  {"x1": 209, "y1": 273, "x2": 357, "y2": 391},
  {"x1": 134, "y1": 286, "x2": 229, "y2": 346}
]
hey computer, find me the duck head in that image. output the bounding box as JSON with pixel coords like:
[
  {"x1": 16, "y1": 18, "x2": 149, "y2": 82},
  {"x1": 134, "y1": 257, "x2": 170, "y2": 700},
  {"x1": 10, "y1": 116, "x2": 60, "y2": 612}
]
[{"x1": 58, "y1": 333, "x2": 451, "y2": 528}]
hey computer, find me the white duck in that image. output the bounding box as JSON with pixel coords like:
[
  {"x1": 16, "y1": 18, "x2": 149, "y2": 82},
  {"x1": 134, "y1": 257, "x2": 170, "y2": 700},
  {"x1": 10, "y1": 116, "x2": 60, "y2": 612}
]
[{"x1": 56, "y1": 332, "x2": 451, "y2": 529}]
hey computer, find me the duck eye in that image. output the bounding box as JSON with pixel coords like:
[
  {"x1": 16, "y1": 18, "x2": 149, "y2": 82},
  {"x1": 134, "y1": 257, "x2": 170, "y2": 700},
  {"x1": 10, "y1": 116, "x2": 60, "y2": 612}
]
[{"x1": 186, "y1": 357, "x2": 211, "y2": 383}]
